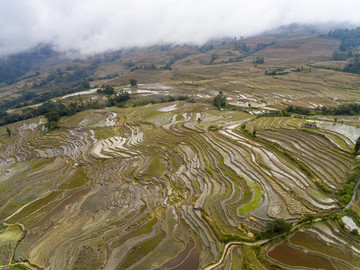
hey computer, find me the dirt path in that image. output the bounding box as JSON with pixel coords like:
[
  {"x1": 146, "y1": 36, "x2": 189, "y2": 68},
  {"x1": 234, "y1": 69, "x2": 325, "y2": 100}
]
[
  {"x1": 202, "y1": 239, "x2": 269, "y2": 270},
  {"x1": 345, "y1": 180, "x2": 360, "y2": 209}
]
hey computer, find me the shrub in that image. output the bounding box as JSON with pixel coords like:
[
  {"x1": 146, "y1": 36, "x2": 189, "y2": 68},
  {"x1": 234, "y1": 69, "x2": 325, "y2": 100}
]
[
  {"x1": 213, "y1": 91, "x2": 226, "y2": 109},
  {"x1": 129, "y1": 79, "x2": 137, "y2": 86},
  {"x1": 255, "y1": 219, "x2": 292, "y2": 240},
  {"x1": 97, "y1": 85, "x2": 114, "y2": 95},
  {"x1": 208, "y1": 125, "x2": 222, "y2": 131}
]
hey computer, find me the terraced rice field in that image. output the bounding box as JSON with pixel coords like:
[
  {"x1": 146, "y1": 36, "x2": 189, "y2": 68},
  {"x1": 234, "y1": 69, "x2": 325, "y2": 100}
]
[
  {"x1": 0, "y1": 102, "x2": 359, "y2": 269},
  {"x1": 268, "y1": 221, "x2": 360, "y2": 270}
]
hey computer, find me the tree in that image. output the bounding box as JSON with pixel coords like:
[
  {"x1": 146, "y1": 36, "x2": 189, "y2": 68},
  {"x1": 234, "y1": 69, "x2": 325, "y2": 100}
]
[
  {"x1": 209, "y1": 53, "x2": 218, "y2": 64},
  {"x1": 125, "y1": 60, "x2": 134, "y2": 68},
  {"x1": 108, "y1": 90, "x2": 130, "y2": 106},
  {"x1": 45, "y1": 111, "x2": 60, "y2": 130},
  {"x1": 129, "y1": 79, "x2": 137, "y2": 86},
  {"x1": 344, "y1": 57, "x2": 360, "y2": 74},
  {"x1": 254, "y1": 56, "x2": 264, "y2": 64},
  {"x1": 266, "y1": 219, "x2": 292, "y2": 235},
  {"x1": 6, "y1": 127, "x2": 11, "y2": 137},
  {"x1": 47, "y1": 111, "x2": 60, "y2": 122},
  {"x1": 97, "y1": 85, "x2": 114, "y2": 95},
  {"x1": 355, "y1": 136, "x2": 360, "y2": 153},
  {"x1": 68, "y1": 102, "x2": 81, "y2": 115},
  {"x1": 212, "y1": 91, "x2": 226, "y2": 109},
  {"x1": 255, "y1": 218, "x2": 292, "y2": 240}
]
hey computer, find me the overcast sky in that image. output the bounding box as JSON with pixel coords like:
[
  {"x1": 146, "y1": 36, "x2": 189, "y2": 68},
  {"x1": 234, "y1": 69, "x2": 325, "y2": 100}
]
[{"x1": 1, "y1": 0, "x2": 360, "y2": 56}]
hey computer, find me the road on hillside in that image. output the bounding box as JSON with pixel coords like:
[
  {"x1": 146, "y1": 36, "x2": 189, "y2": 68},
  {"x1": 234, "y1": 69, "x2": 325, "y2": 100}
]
[
  {"x1": 345, "y1": 180, "x2": 360, "y2": 209},
  {"x1": 202, "y1": 239, "x2": 269, "y2": 270}
]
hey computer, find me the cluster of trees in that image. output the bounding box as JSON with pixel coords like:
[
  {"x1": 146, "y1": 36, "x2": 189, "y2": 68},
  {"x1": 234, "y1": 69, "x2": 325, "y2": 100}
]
[
  {"x1": 130, "y1": 64, "x2": 156, "y2": 72},
  {"x1": 234, "y1": 43, "x2": 250, "y2": 52},
  {"x1": 0, "y1": 44, "x2": 55, "y2": 85},
  {"x1": 332, "y1": 51, "x2": 350, "y2": 61},
  {"x1": 1, "y1": 86, "x2": 134, "y2": 127},
  {"x1": 265, "y1": 67, "x2": 288, "y2": 76},
  {"x1": 328, "y1": 28, "x2": 360, "y2": 52},
  {"x1": 124, "y1": 60, "x2": 135, "y2": 68},
  {"x1": 321, "y1": 103, "x2": 360, "y2": 115},
  {"x1": 0, "y1": 51, "x2": 105, "y2": 127},
  {"x1": 45, "y1": 111, "x2": 60, "y2": 130},
  {"x1": 0, "y1": 81, "x2": 90, "y2": 113},
  {"x1": 233, "y1": 42, "x2": 275, "y2": 54},
  {"x1": 107, "y1": 90, "x2": 130, "y2": 106},
  {"x1": 208, "y1": 125, "x2": 222, "y2": 131},
  {"x1": 337, "y1": 166, "x2": 360, "y2": 205},
  {"x1": 0, "y1": 58, "x2": 98, "y2": 117},
  {"x1": 42, "y1": 99, "x2": 114, "y2": 130},
  {"x1": 209, "y1": 54, "x2": 243, "y2": 65},
  {"x1": 284, "y1": 105, "x2": 311, "y2": 115},
  {"x1": 0, "y1": 100, "x2": 79, "y2": 129},
  {"x1": 328, "y1": 28, "x2": 360, "y2": 73},
  {"x1": 264, "y1": 104, "x2": 360, "y2": 118},
  {"x1": 0, "y1": 80, "x2": 195, "y2": 128},
  {"x1": 355, "y1": 137, "x2": 360, "y2": 153},
  {"x1": 343, "y1": 56, "x2": 360, "y2": 74},
  {"x1": 95, "y1": 73, "x2": 119, "y2": 80},
  {"x1": 128, "y1": 95, "x2": 191, "y2": 108},
  {"x1": 168, "y1": 53, "x2": 191, "y2": 66},
  {"x1": 127, "y1": 52, "x2": 191, "y2": 71},
  {"x1": 129, "y1": 79, "x2": 137, "y2": 86},
  {"x1": 160, "y1": 44, "x2": 171, "y2": 51},
  {"x1": 209, "y1": 53, "x2": 218, "y2": 64},
  {"x1": 196, "y1": 44, "x2": 214, "y2": 53},
  {"x1": 212, "y1": 91, "x2": 226, "y2": 109},
  {"x1": 0, "y1": 54, "x2": 31, "y2": 85},
  {"x1": 282, "y1": 104, "x2": 360, "y2": 116},
  {"x1": 254, "y1": 56, "x2": 264, "y2": 64},
  {"x1": 255, "y1": 219, "x2": 292, "y2": 240},
  {"x1": 265, "y1": 66, "x2": 309, "y2": 75},
  {"x1": 329, "y1": 53, "x2": 360, "y2": 74},
  {"x1": 161, "y1": 63, "x2": 172, "y2": 70},
  {"x1": 34, "y1": 60, "x2": 99, "y2": 88},
  {"x1": 254, "y1": 42, "x2": 276, "y2": 52},
  {"x1": 225, "y1": 55, "x2": 244, "y2": 63},
  {"x1": 0, "y1": 91, "x2": 104, "y2": 127},
  {"x1": 97, "y1": 85, "x2": 114, "y2": 95}
]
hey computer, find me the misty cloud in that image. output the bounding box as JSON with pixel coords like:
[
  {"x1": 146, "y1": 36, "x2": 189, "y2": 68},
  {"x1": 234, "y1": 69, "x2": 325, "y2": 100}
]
[{"x1": 1, "y1": 0, "x2": 360, "y2": 56}]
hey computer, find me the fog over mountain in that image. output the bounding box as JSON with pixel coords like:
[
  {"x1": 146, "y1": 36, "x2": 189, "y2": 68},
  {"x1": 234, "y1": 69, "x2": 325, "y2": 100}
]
[{"x1": 1, "y1": 0, "x2": 360, "y2": 56}]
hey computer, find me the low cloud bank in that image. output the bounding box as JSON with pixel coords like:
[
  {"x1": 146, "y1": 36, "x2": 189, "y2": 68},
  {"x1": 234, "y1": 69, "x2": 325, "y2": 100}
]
[{"x1": 1, "y1": 0, "x2": 359, "y2": 56}]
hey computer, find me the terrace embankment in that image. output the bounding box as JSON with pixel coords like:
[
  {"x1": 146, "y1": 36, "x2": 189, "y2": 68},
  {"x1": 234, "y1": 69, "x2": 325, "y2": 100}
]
[{"x1": 0, "y1": 102, "x2": 359, "y2": 269}]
